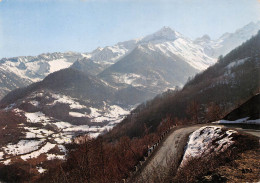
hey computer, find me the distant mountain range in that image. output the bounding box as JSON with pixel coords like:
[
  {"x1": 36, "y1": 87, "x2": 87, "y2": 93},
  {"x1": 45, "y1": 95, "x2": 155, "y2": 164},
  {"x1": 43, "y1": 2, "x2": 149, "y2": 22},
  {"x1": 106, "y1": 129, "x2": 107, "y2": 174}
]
[
  {"x1": 0, "y1": 52, "x2": 84, "y2": 99},
  {"x1": 106, "y1": 29, "x2": 260, "y2": 139},
  {"x1": 0, "y1": 21, "x2": 259, "y2": 99}
]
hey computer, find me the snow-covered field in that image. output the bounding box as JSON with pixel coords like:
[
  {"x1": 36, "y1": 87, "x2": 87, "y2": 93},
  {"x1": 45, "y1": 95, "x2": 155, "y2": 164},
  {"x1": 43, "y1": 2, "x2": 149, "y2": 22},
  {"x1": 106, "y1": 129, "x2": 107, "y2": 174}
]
[
  {"x1": 25, "y1": 111, "x2": 51, "y2": 124},
  {"x1": 51, "y1": 93, "x2": 86, "y2": 109},
  {"x1": 3, "y1": 140, "x2": 44, "y2": 156},
  {"x1": 180, "y1": 126, "x2": 237, "y2": 167},
  {"x1": 0, "y1": 92, "x2": 131, "y2": 165}
]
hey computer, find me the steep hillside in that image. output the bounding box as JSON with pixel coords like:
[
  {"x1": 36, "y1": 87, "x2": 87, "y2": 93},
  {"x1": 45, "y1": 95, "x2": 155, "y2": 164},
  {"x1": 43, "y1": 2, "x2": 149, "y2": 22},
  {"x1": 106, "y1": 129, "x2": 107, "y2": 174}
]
[
  {"x1": 0, "y1": 68, "x2": 31, "y2": 99},
  {"x1": 222, "y1": 94, "x2": 260, "y2": 121},
  {"x1": 1, "y1": 68, "x2": 114, "y2": 106}
]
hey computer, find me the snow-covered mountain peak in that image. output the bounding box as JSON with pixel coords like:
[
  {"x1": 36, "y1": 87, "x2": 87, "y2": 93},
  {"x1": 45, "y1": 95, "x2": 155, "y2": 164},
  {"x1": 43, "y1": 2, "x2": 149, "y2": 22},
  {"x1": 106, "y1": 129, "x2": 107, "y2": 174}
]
[
  {"x1": 219, "y1": 32, "x2": 232, "y2": 40},
  {"x1": 141, "y1": 26, "x2": 181, "y2": 43},
  {"x1": 194, "y1": 21, "x2": 260, "y2": 58},
  {"x1": 219, "y1": 21, "x2": 260, "y2": 41},
  {"x1": 194, "y1": 34, "x2": 212, "y2": 46},
  {"x1": 199, "y1": 34, "x2": 211, "y2": 42},
  {"x1": 234, "y1": 21, "x2": 260, "y2": 37}
]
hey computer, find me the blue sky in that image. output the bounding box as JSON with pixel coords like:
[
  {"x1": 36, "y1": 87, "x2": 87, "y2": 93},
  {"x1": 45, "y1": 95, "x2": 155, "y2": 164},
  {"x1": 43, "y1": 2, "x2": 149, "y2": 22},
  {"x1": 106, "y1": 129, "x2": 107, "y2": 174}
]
[{"x1": 0, "y1": 0, "x2": 259, "y2": 58}]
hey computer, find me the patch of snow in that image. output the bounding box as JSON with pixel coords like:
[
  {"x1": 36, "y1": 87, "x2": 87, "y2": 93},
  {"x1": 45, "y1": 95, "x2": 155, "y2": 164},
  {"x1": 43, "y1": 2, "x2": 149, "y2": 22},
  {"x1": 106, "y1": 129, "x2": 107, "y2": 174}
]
[
  {"x1": 69, "y1": 112, "x2": 86, "y2": 118},
  {"x1": 63, "y1": 125, "x2": 89, "y2": 132},
  {"x1": 23, "y1": 127, "x2": 54, "y2": 138},
  {"x1": 58, "y1": 145, "x2": 67, "y2": 154},
  {"x1": 24, "y1": 112, "x2": 51, "y2": 124},
  {"x1": 51, "y1": 94, "x2": 86, "y2": 109},
  {"x1": 29, "y1": 100, "x2": 39, "y2": 107},
  {"x1": 226, "y1": 58, "x2": 249, "y2": 69},
  {"x1": 37, "y1": 166, "x2": 47, "y2": 174},
  {"x1": 48, "y1": 59, "x2": 73, "y2": 73},
  {"x1": 21, "y1": 142, "x2": 56, "y2": 160},
  {"x1": 46, "y1": 154, "x2": 65, "y2": 160},
  {"x1": 87, "y1": 105, "x2": 129, "y2": 123},
  {"x1": 2, "y1": 159, "x2": 11, "y2": 165},
  {"x1": 0, "y1": 152, "x2": 4, "y2": 159},
  {"x1": 158, "y1": 39, "x2": 216, "y2": 70},
  {"x1": 111, "y1": 73, "x2": 144, "y2": 87},
  {"x1": 3, "y1": 140, "x2": 44, "y2": 156},
  {"x1": 214, "y1": 117, "x2": 260, "y2": 125},
  {"x1": 53, "y1": 122, "x2": 73, "y2": 129},
  {"x1": 52, "y1": 133, "x2": 72, "y2": 144},
  {"x1": 89, "y1": 133, "x2": 100, "y2": 138},
  {"x1": 89, "y1": 107, "x2": 101, "y2": 118}
]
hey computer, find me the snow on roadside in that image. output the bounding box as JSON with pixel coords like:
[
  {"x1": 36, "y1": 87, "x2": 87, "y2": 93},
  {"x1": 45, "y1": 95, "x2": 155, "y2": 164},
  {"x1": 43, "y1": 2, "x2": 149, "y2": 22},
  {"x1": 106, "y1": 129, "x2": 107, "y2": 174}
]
[
  {"x1": 180, "y1": 126, "x2": 237, "y2": 167},
  {"x1": 214, "y1": 117, "x2": 260, "y2": 125}
]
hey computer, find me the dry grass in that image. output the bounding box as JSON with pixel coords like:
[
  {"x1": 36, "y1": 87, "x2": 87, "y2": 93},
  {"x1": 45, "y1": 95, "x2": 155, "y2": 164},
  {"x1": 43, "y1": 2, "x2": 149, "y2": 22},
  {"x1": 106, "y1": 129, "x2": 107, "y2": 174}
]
[{"x1": 216, "y1": 148, "x2": 260, "y2": 183}]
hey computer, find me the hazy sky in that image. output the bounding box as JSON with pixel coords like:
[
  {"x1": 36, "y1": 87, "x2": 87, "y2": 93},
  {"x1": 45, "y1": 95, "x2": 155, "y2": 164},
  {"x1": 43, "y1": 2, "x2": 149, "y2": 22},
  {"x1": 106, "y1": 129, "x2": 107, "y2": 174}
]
[{"x1": 0, "y1": 0, "x2": 259, "y2": 58}]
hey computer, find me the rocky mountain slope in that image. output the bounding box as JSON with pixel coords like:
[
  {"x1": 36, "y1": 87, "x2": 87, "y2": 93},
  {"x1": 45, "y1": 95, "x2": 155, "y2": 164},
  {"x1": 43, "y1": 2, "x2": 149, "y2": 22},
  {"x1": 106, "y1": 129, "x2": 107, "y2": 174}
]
[
  {"x1": 0, "y1": 68, "x2": 31, "y2": 99},
  {"x1": 0, "y1": 52, "x2": 84, "y2": 99}
]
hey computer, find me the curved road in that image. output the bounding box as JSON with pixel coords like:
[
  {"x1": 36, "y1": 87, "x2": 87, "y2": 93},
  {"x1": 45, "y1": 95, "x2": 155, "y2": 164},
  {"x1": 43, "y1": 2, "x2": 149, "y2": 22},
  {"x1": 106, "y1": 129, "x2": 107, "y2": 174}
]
[
  {"x1": 130, "y1": 123, "x2": 259, "y2": 183},
  {"x1": 131, "y1": 124, "x2": 206, "y2": 183}
]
